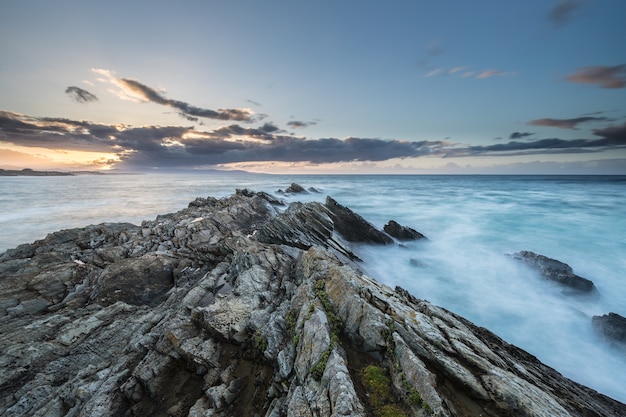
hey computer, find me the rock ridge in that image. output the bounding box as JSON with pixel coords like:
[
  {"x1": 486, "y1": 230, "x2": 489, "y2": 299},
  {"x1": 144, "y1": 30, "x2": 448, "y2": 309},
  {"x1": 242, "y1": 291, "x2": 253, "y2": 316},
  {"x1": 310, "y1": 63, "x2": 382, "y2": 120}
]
[{"x1": 0, "y1": 189, "x2": 624, "y2": 417}]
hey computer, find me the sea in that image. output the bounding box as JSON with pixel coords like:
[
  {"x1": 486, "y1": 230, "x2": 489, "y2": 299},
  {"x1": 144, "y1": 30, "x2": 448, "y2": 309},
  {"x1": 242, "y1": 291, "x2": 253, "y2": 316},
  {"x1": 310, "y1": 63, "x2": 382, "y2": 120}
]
[{"x1": 1, "y1": 173, "x2": 625, "y2": 403}]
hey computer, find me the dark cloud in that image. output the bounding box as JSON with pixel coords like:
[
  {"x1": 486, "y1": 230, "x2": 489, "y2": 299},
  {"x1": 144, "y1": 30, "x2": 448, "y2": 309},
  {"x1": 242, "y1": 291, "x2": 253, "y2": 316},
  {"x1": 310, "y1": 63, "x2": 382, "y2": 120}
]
[
  {"x1": 65, "y1": 86, "x2": 98, "y2": 103},
  {"x1": 178, "y1": 112, "x2": 200, "y2": 123},
  {"x1": 509, "y1": 132, "x2": 535, "y2": 139},
  {"x1": 287, "y1": 120, "x2": 317, "y2": 129},
  {"x1": 210, "y1": 124, "x2": 284, "y2": 140},
  {"x1": 118, "y1": 78, "x2": 254, "y2": 122},
  {"x1": 565, "y1": 65, "x2": 626, "y2": 89},
  {"x1": 0, "y1": 111, "x2": 190, "y2": 153},
  {"x1": 548, "y1": 0, "x2": 583, "y2": 27},
  {"x1": 0, "y1": 111, "x2": 449, "y2": 169},
  {"x1": 3, "y1": 111, "x2": 625, "y2": 171},
  {"x1": 528, "y1": 116, "x2": 611, "y2": 129},
  {"x1": 259, "y1": 123, "x2": 281, "y2": 133},
  {"x1": 592, "y1": 121, "x2": 626, "y2": 144},
  {"x1": 445, "y1": 121, "x2": 626, "y2": 158}
]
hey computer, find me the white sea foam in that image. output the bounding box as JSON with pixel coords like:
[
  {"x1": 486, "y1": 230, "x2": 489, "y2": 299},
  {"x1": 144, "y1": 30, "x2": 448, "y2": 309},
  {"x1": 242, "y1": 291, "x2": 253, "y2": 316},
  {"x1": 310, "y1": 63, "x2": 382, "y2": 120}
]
[{"x1": 1, "y1": 173, "x2": 625, "y2": 402}]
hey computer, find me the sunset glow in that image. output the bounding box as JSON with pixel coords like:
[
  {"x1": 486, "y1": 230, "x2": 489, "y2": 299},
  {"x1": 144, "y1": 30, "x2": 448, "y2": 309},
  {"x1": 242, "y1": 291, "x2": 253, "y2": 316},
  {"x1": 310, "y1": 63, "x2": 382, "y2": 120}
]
[{"x1": 1, "y1": 1, "x2": 624, "y2": 174}]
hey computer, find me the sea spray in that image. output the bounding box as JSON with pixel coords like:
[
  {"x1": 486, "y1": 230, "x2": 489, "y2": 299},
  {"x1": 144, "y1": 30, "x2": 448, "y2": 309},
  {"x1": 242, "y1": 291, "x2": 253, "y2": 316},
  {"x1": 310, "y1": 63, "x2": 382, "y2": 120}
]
[{"x1": 1, "y1": 173, "x2": 625, "y2": 402}]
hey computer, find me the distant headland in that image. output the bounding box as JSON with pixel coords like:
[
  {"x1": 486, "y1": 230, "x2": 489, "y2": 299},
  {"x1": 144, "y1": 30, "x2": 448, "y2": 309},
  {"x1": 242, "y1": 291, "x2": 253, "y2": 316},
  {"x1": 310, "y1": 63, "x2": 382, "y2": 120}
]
[{"x1": 0, "y1": 168, "x2": 104, "y2": 176}]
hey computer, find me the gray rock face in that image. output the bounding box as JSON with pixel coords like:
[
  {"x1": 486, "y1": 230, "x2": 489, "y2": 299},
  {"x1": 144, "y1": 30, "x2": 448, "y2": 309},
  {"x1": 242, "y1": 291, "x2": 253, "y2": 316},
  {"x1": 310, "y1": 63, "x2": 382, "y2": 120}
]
[
  {"x1": 593, "y1": 313, "x2": 626, "y2": 345},
  {"x1": 384, "y1": 220, "x2": 426, "y2": 241},
  {"x1": 511, "y1": 250, "x2": 595, "y2": 292},
  {"x1": 1, "y1": 190, "x2": 624, "y2": 417},
  {"x1": 325, "y1": 196, "x2": 393, "y2": 245}
]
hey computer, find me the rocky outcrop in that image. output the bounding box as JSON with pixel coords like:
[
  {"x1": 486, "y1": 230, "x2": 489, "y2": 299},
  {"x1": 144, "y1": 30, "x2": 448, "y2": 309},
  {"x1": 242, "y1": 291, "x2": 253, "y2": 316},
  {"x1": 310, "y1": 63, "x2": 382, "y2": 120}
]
[
  {"x1": 325, "y1": 196, "x2": 393, "y2": 245},
  {"x1": 1, "y1": 190, "x2": 624, "y2": 417},
  {"x1": 278, "y1": 183, "x2": 308, "y2": 194},
  {"x1": 384, "y1": 220, "x2": 426, "y2": 241},
  {"x1": 511, "y1": 250, "x2": 595, "y2": 292},
  {"x1": 593, "y1": 313, "x2": 626, "y2": 346},
  {"x1": 277, "y1": 183, "x2": 321, "y2": 194}
]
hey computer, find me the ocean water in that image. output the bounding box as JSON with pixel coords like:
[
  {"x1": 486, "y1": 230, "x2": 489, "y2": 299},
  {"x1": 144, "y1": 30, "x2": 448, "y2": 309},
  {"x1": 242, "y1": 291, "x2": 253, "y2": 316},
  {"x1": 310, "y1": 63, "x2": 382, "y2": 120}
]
[{"x1": 1, "y1": 173, "x2": 625, "y2": 402}]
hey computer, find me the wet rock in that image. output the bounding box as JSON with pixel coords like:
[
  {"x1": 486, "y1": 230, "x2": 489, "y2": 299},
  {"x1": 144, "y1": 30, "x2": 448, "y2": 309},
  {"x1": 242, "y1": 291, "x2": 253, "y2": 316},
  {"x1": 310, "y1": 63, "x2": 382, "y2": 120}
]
[
  {"x1": 278, "y1": 183, "x2": 308, "y2": 194},
  {"x1": 1, "y1": 190, "x2": 624, "y2": 417},
  {"x1": 90, "y1": 254, "x2": 177, "y2": 307},
  {"x1": 383, "y1": 220, "x2": 426, "y2": 241},
  {"x1": 593, "y1": 313, "x2": 626, "y2": 345},
  {"x1": 325, "y1": 196, "x2": 393, "y2": 245},
  {"x1": 511, "y1": 250, "x2": 596, "y2": 292}
]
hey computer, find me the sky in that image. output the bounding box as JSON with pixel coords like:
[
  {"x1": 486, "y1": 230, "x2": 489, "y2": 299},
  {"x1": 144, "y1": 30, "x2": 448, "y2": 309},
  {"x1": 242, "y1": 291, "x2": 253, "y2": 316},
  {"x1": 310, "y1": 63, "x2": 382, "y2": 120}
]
[{"x1": 1, "y1": 0, "x2": 625, "y2": 174}]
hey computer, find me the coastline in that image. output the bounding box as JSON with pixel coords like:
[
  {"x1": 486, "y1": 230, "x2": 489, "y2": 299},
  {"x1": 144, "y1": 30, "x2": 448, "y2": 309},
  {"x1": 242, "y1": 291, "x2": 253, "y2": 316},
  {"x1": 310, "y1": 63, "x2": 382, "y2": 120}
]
[{"x1": 1, "y1": 188, "x2": 624, "y2": 416}]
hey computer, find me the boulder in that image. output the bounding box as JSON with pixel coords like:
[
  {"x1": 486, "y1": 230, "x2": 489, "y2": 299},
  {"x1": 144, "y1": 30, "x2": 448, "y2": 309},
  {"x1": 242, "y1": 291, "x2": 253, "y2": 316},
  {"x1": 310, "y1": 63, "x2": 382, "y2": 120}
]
[
  {"x1": 383, "y1": 220, "x2": 426, "y2": 241},
  {"x1": 511, "y1": 250, "x2": 595, "y2": 292}
]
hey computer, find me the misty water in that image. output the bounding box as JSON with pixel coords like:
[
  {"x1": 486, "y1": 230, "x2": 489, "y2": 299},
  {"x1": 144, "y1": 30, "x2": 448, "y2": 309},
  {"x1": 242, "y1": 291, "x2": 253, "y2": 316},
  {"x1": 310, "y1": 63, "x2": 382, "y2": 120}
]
[{"x1": 1, "y1": 173, "x2": 625, "y2": 402}]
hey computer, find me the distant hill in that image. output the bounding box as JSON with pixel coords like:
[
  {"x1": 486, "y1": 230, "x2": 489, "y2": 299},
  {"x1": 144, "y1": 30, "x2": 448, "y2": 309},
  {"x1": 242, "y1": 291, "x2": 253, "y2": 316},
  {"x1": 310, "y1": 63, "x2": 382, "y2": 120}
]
[{"x1": 0, "y1": 168, "x2": 74, "y2": 176}]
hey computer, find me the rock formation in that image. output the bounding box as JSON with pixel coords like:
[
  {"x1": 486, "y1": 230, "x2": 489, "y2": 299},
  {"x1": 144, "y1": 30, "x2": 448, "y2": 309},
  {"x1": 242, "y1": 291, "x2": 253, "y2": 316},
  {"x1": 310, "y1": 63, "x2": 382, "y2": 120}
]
[
  {"x1": 511, "y1": 250, "x2": 595, "y2": 292},
  {"x1": 1, "y1": 190, "x2": 624, "y2": 417},
  {"x1": 278, "y1": 183, "x2": 308, "y2": 194},
  {"x1": 384, "y1": 220, "x2": 426, "y2": 241},
  {"x1": 593, "y1": 313, "x2": 626, "y2": 347}
]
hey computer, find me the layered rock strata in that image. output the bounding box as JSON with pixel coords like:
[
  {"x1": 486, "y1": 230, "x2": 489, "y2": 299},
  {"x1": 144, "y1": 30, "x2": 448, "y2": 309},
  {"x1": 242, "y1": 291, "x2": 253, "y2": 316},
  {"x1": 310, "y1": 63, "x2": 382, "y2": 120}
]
[{"x1": 1, "y1": 190, "x2": 624, "y2": 417}]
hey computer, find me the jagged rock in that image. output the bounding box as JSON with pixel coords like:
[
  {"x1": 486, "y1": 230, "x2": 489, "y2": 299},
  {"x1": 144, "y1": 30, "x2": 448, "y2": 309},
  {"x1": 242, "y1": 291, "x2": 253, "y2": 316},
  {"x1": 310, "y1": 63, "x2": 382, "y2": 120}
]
[
  {"x1": 325, "y1": 196, "x2": 393, "y2": 245},
  {"x1": 278, "y1": 183, "x2": 308, "y2": 194},
  {"x1": 1, "y1": 191, "x2": 624, "y2": 417},
  {"x1": 593, "y1": 313, "x2": 626, "y2": 345},
  {"x1": 90, "y1": 254, "x2": 177, "y2": 307},
  {"x1": 255, "y1": 200, "x2": 360, "y2": 261},
  {"x1": 383, "y1": 220, "x2": 426, "y2": 241},
  {"x1": 511, "y1": 250, "x2": 596, "y2": 292}
]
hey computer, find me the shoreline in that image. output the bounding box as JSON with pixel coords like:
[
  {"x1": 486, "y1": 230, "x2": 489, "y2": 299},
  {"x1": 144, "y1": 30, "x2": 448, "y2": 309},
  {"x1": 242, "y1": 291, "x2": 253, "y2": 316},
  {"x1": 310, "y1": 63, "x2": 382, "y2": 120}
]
[{"x1": 1, "y1": 188, "x2": 624, "y2": 416}]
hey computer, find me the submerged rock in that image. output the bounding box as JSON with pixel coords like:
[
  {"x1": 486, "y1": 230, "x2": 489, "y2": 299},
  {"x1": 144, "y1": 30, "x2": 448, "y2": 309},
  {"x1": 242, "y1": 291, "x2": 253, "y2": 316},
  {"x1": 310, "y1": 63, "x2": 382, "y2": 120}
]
[
  {"x1": 1, "y1": 191, "x2": 624, "y2": 417},
  {"x1": 511, "y1": 250, "x2": 596, "y2": 292},
  {"x1": 384, "y1": 220, "x2": 427, "y2": 241},
  {"x1": 593, "y1": 313, "x2": 626, "y2": 346}
]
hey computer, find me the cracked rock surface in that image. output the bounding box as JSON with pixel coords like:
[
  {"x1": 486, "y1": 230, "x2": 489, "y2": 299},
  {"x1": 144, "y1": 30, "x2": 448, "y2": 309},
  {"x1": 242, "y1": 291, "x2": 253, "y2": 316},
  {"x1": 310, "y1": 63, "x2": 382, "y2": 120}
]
[{"x1": 1, "y1": 189, "x2": 624, "y2": 417}]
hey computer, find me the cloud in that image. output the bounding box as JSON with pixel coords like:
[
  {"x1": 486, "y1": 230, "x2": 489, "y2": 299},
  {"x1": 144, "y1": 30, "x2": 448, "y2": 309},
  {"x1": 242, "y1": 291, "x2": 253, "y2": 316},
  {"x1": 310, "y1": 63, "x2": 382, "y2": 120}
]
[
  {"x1": 476, "y1": 70, "x2": 509, "y2": 79},
  {"x1": 445, "y1": 121, "x2": 626, "y2": 158},
  {"x1": 448, "y1": 67, "x2": 467, "y2": 74},
  {"x1": 426, "y1": 67, "x2": 515, "y2": 79},
  {"x1": 565, "y1": 65, "x2": 626, "y2": 89},
  {"x1": 117, "y1": 78, "x2": 254, "y2": 122},
  {"x1": 528, "y1": 116, "x2": 611, "y2": 129},
  {"x1": 592, "y1": 121, "x2": 626, "y2": 144},
  {"x1": 509, "y1": 132, "x2": 535, "y2": 139},
  {"x1": 548, "y1": 0, "x2": 584, "y2": 27},
  {"x1": 65, "y1": 86, "x2": 98, "y2": 103},
  {"x1": 0, "y1": 111, "x2": 452, "y2": 169},
  {"x1": 3, "y1": 111, "x2": 625, "y2": 171},
  {"x1": 425, "y1": 68, "x2": 445, "y2": 78},
  {"x1": 92, "y1": 68, "x2": 254, "y2": 122},
  {"x1": 209, "y1": 123, "x2": 283, "y2": 140},
  {"x1": 287, "y1": 120, "x2": 317, "y2": 129}
]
